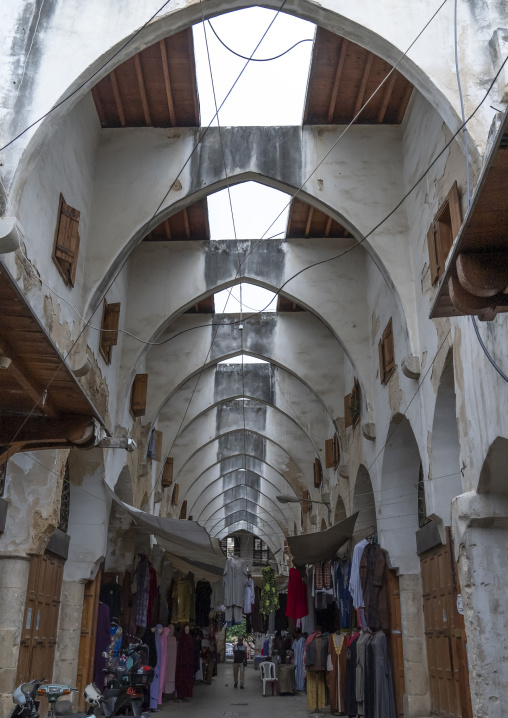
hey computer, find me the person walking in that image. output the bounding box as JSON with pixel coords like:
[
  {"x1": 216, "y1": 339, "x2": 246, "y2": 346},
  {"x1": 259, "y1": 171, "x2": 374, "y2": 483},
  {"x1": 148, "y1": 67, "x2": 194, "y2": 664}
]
[{"x1": 233, "y1": 637, "x2": 248, "y2": 689}]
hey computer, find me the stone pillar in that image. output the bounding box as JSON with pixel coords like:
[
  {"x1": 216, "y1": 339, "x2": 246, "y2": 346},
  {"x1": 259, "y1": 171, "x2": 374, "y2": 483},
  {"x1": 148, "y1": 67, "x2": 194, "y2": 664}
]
[
  {"x1": 0, "y1": 555, "x2": 31, "y2": 718},
  {"x1": 398, "y1": 573, "x2": 431, "y2": 718},
  {"x1": 53, "y1": 581, "x2": 85, "y2": 687},
  {"x1": 452, "y1": 491, "x2": 508, "y2": 718}
]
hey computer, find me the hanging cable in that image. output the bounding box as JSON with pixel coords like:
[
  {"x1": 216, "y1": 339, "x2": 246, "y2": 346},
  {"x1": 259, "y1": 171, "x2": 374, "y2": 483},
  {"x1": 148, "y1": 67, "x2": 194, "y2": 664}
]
[{"x1": 206, "y1": 19, "x2": 313, "y2": 62}]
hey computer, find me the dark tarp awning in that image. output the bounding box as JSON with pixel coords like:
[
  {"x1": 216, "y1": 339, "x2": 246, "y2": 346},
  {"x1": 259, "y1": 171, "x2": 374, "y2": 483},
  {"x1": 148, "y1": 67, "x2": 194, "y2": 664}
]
[
  {"x1": 106, "y1": 485, "x2": 226, "y2": 576},
  {"x1": 288, "y1": 512, "x2": 358, "y2": 566}
]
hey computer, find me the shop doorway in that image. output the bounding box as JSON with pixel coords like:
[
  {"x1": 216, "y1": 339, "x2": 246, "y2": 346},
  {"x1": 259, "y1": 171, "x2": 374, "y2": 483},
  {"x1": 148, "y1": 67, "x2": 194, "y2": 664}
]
[
  {"x1": 420, "y1": 529, "x2": 472, "y2": 718},
  {"x1": 17, "y1": 552, "x2": 64, "y2": 683},
  {"x1": 76, "y1": 568, "x2": 102, "y2": 707}
]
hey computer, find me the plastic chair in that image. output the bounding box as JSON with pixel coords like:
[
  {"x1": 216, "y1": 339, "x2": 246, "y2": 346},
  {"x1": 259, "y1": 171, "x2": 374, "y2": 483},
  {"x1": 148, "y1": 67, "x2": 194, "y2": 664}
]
[{"x1": 259, "y1": 661, "x2": 280, "y2": 696}]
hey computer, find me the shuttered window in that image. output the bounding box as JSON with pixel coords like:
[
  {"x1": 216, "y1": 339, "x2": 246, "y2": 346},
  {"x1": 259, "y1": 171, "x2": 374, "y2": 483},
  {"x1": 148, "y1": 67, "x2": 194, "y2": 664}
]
[
  {"x1": 344, "y1": 393, "x2": 353, "y2": 428},
  {"x1": 427, "y1": 181, "x2": 462, "y2": 285},
  {"x1": 302, "y1": 489, "x2": 312, "y2": 514},
  {"x1": 325, "y1": 434, "x2": 341, "y2": 469},
  {"x1": 179, "y1": 500, "x2": 187, "y2": 519},
  {"x1": 53, "y1": 194, "x2": 80, "y2": 286},
  {"x1": 345, "y1": 377, "x2": 361, "y2": 426},
  {"x1": 379, "y1": 319, "x2": 395, "y2": 384},
  {"x1": 313, "y1": 458, "x2": 322, "y2": 488},
  {"x1": 171, "y1": 483, "x2": 179, "y2": 506},
  {"x1": 333, "y1": 433, "x2": 340, "y2": 466},
  {"x1": 99, "y1": 301, "x2": 121, "y2": 364},
  {"x1": 130, "y1": 374, "x2": 148, "y2": 417},
  {"x1": 162, "y1": 457, "x2": 173, "y2": 488}
]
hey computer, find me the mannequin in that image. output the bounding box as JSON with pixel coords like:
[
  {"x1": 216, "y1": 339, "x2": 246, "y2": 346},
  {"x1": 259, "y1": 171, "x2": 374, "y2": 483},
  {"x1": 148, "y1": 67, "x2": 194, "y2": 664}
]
[
  {"x1": 175, "y1": 625, "x2": 194, "y2": 699},
  {"x1": 149, "y1": 624, "x2": 163, "y2": 710},
  {"x1": 164, "y1": 624, "x2": 177, "y2": 697},
  {"x1": 305, "y1": 627, "x2": 327, "y2": 711}
]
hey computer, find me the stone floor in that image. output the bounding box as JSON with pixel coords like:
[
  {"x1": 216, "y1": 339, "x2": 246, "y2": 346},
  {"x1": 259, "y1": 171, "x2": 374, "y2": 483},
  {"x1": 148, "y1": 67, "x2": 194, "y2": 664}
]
[{"x1": 157, "y1": 663, "x2": 313, "y2": 718}]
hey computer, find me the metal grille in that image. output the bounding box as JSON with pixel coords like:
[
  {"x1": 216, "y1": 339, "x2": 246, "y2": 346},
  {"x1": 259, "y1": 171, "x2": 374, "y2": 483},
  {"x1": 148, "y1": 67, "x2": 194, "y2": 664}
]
[
  {"x1": 253, "y1": 538, "x2": 269, "y2": 566},
  {"x1": 59, "y1": 462, "x2": 70, "y2": 533}
]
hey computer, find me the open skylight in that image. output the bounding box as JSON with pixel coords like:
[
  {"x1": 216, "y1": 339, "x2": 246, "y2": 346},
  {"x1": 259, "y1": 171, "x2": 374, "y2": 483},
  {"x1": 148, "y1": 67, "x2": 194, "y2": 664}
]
[
  {"x1": 218, "y1": 354, "x2": 268, "y2": 365},
  {"x1": 193, "y1": 8, "x2": 315, "y2": 127},
  {"x1": 214, "y1": 283, "x2": 277, "y2": 313}
]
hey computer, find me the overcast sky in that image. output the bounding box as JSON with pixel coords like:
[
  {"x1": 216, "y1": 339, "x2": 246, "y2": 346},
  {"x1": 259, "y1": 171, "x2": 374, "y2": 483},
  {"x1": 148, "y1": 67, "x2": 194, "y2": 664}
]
[{"x1": 193, "y1": 8, "x2": 315, "y2": 329}]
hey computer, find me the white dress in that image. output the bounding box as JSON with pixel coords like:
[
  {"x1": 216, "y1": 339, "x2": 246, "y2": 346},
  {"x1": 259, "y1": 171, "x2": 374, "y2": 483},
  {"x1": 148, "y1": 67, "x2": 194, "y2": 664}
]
[{"x1": 243, "y1": 577, "x2": 254, "y2": 614}]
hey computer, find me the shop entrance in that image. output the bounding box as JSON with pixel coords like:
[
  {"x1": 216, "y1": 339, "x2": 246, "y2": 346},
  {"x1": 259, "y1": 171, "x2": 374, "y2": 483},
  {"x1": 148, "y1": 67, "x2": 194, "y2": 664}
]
[
  {"x1": 17, "y1": 553, "x2": 64, "y2": 683},
  {"x1": 420, "y1": 529, "x2": 472, "y2": 718}
]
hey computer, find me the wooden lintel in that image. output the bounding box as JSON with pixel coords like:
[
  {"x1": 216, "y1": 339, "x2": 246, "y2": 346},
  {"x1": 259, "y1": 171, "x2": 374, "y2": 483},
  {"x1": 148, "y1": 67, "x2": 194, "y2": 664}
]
[
  {"x1": 187, "y1": 30, "x2": 200, "y2": 124},
  {"x1": 324, "y1": 216, "x2": 332, "y2": 238},
  {"x1": 304, "y1": 206, "x2": 314, "y2": 238},
  {"x1": 164, "y1": 219, "x2": 172, "y2": 240},
  {"x1": 377, "y1": 71, "x2": 397, "y2": 123},
  {"x1": 353, "y1": 54, "x2": 374, "y2": 121},
  {"x1": 159, "y1": 40, "x2": 176, "y2": 126},
  {"x1": 134, "y1": 55, "x2": 152, "y2": 126},
  {"x1": 456, "y1": 251, "x2": 508, "y2": 298},
  {"x1": 0, "y1": 415, "x2": 94, "y2": 446},
  {"x1": 0, "y1": 337, "x2": 58, "y2": 418},
  {"x1": 110, "y1": 70, "x2": 126, "y2": 126},
  {"x1": 183, "y1": 208, "x2": 191, "y2": 240},
  {"x1": 327, "y1": 39, "x2": 348, "y2": 123}
]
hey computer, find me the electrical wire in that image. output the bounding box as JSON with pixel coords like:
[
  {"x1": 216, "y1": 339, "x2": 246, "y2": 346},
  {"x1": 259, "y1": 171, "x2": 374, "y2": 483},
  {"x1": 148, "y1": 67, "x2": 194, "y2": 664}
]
[{"x1": 206, "y1": 19, "x2": 313, "y2": 62}]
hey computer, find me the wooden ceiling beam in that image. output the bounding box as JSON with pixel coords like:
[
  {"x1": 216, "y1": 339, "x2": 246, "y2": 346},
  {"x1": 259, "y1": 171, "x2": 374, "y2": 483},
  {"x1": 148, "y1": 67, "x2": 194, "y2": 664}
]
[
  {"x1": 327, "y1": 39, "x2": 348, "y2": 123},
  {"x1": 397, "y1": 83, "x2": 413, "y2": 123},
  {"x1": 304, "y1": 206, "x2": 314, "y2": 238},
  {"x1": 91, "y1": 87, "x2": 107, "y2": 126},
  {"x1": 134, "y1": 55, "x2": 152, "y2": 126},
  {"x1": 159, "y1": 39, "x2": 176, "y2": 126},
  {"x1": 0, "y1": 415, "x2": 94, "y2": 446},
  {"x1": 0, "y1": 442, "x2": 26, "y2": 467},
  {"x1": 187, "y1": 30, "x2": 200, "y2": 123},
  {"x1": 353, "y1": 54, "x2": 374, "y2": 121},
  {"x1": 377, "y1": 71, "x2": 397, "y2": 123},
  {"x1": 164, "y1": 219, "x2": 172, "y2": 240},
  {"x1": 110, "y1": 70, "x2": 126, "y2": 126},
  {"x1": 324, "y1": 216, "x2": 332, "y2": 237},
  {"x1": 0, "y1": 337, "x2": 58, "y2": 418},
  {"x1": 183, "y1": 208, "x2": 191, "y2": 239}
]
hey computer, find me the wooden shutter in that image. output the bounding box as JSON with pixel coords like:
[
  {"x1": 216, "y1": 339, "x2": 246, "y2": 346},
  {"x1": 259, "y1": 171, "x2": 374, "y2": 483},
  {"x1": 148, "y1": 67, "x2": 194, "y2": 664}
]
[
  {"x1": 179, "y1": 500, "x2": 187, "y2": 519},
  {"x1": 427, "y1": 222, "x2": 439, "y2": 285},
  {"x1": 325, "y1": 439, "x2": 334, "y2": 469},
  {"x1": 171, "y1": 483, "x2": 179, "y2": 506},
  {"x1": 332, "y1": 433, "x2": 340, "y2": 467},
  {"x1": 383, "y1": 319, "x2": 395, "y2": 378},
  {"x1": 447, "y1": 181, "x2": 462, "y2": 240},
  {"x1": 76, "y1": 568, "x2": 102, "y2": 709},
  {"x1": 162, "y1": 457, "x2": 173, "y2": 488},
  {"x1": 153, "y1": 430, "x2": 163, "y2": 462},
  {"x1": 378, "y1": 339, "x2": 386, "y2": 384},
  {"x1": 313, "y1": 458, "x2": 322, "y2": 488},
  {"x1": 344, "y1": 393, "x2": 353, "y2": 428},
  {"x1": 352, "y1": 378, "x2": 361, "y2": 427},
  {"x1": 302, "y1": 490, "x2": 311, "y2": 514},
  {"x1": 100, "y1": 301, "x2": 120, "y2": 364},
  {"x1": 53, "y1": 194, "x2": 80, "y2": 287},
  {"x1": 130, "y1": 374, "x2": 148, "y2": 417}
]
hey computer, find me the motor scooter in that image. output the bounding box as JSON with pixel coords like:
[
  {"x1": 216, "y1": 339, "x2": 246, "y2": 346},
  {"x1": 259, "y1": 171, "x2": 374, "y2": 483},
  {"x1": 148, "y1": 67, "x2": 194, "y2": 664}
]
[
  {"x1": 8, "y1": 680, "x2": 87, "y2": 718},
  {"x1": 84, "y1": 641, "x2": 154, "y2": 717}
]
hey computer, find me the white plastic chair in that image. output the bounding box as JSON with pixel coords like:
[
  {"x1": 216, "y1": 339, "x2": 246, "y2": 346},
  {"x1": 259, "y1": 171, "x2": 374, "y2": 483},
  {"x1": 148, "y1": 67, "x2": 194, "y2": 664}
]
[{"x1": 259, "y1": 661, "x2": 279, "y2": 696}]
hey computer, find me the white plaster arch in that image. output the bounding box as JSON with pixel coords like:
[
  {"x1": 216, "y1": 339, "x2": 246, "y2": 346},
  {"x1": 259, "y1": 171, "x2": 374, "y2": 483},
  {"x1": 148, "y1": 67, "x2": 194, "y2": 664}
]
[{"x1": 353, "y1": 464, "x2": 377, "y2": 540}]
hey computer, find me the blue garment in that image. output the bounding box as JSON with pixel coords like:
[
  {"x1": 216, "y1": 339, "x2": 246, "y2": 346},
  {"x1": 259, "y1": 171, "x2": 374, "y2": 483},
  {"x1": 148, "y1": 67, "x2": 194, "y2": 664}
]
[
  {"x1": 147, "y1": 429, "x2": 156, "y2": 459},
  {"x1": 150, "y1": 625, "x2": 162, "y2": 709},
  {"x1": 292, "y1": 636, "x2": 306, "y2": 691},
  {"x1": 262, "y1": 638, "x2": 269, "y2": 656},
  {"x1": 337, "y1": 559, "x2": 352, "y2": 629}
]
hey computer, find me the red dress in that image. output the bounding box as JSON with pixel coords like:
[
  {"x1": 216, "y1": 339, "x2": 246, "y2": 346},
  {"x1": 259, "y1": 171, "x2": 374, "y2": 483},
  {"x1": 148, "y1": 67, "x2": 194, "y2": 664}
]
[{"x1": 286, "y1": 567, "x2": 309, "y2": 620}]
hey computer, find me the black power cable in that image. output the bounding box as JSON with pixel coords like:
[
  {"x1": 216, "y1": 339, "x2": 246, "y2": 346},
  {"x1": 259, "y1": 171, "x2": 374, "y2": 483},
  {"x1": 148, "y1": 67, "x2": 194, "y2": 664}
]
[{"x1": 206, "y1": 19, "x2": 313, "y2": 61}]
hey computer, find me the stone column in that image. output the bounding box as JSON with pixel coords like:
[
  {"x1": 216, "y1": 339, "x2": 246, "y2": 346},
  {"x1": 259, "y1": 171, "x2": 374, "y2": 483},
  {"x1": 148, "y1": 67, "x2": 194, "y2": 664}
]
[
  {"x1": 398, "y1": 573, "x2": 431, "y2": 718},
  {"x1": 452, "y1": 491, "x2": 508, "y2": 718},
  {"x1": 0, "y1": 555, "x2": 31, "y2": 718},
  {"x1": 53, "y1": 581, "x2": 85, "y2": 687}
]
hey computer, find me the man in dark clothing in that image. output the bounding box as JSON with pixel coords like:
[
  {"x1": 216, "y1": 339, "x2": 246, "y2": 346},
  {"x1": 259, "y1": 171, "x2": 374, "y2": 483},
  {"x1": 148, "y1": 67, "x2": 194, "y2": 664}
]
[{"x1": 233, "y1": 636, "x2": 248, "y2": 688}]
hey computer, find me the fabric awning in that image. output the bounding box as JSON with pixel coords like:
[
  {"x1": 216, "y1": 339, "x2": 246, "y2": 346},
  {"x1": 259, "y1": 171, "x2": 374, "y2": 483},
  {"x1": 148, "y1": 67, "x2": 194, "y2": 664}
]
[
  {"x1": 106, "y1": 485, "x2": 226, "y2": 571},
  {"x1": 287, "y1": 512, "x2": 358, "y2": 566}
]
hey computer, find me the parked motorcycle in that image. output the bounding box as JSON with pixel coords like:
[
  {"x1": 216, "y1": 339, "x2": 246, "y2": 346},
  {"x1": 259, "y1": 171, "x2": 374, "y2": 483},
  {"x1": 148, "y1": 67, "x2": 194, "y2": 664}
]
[
  {"x1": 84, "y1": 641, "x2": 154, "y2": 717},
  {"x1": 8, "y1": 680, "x2": 87, "y2": 718}
]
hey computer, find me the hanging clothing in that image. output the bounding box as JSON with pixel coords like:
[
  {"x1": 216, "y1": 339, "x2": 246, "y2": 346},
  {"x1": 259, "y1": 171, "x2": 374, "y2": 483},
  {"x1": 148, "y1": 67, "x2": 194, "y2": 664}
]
[
  {"x1": 195, "y1": 580, "x2": 212, "y2": 627},
  {"x1": 243, "y1": 576, "x2": 254, "y2": 614},
  {"x1": 305, "y1": 632, "x2": 327, "y2": 670},
  {"x1": 344, "y1": 632, "x2": 360, "y2": 717},
  {"x1": 372, "y1": 631, "x2": 397, "y2": 718},
  {"x1": 274, "y1": 593, "x2": 289, "y2": 631},
  {"x1": 157, "y1": 626, "x2": 168, "y2": 704},
  {"x1": 336, "y1": 559, "x2": 352, "y2": 629},
  {"x1": 175, "y1": 630, "x2": 195, "y2": 699},
  {"x1": 307, "y1": 672, "x2": 326, "y2": 711},
  {"x1": 286, "y1": 567, "x2": 308, "y2": 620},
  {"x1": 135, "y1": 556, "x2": 151, "y2": 628},
  {"x1": 147, "y1": 565, "x2": 158, "y2": 626},
  {"x1": 260, "y1": 565, "x2": 279, "y2": 615},
  {"x1": 365, "y1": 634, "x2": 376, "y2": 718},
  {"x1": 142, "y1": 625, "x2": 158, "y2": 668},
  {"x1": 349, "y1": 539, "x2": 368, "y2": 610},
  {"x1": 300, "y1": 575, "x2": 315, "y2": 634},
  {"x1": 250, "y1": 586, "x2": 265, "y2": 633},
  {"x1": 360, "y1": 543, "x2": 390, "y2": 631},
  {"x1": 164, "y1": 625, "x2": 177, "y2": 695},
  {"x1": 172, "y1": 573, "x2": 194, "y2": 624},
  {"x1": 100, "y1": 582, "x2": 123, "y2": 618},
  {"x1": 355, "y1": 631, "x2": 371, "y2": 717},
  {"x1": 150, "y1": 625, "x2": 162, "y2": 710},
  {"x1": 223, "y1": 557, "x2": 247, "y2": 623},
  {"x1": 147, "y1": 429, "x2": 156, "y2": 459},
  {"x1": 211, "y1": 579, "x2": 224, "y2": 610},
  {"x1": 327, "y1": 633, "x2": 346, "y2": 715},
  {"x1": 292, "y1": 635, "x2": 306, "y2": 691},
  {"x1": 93, "y1": 602, "x2": 111, "y2": 687}
]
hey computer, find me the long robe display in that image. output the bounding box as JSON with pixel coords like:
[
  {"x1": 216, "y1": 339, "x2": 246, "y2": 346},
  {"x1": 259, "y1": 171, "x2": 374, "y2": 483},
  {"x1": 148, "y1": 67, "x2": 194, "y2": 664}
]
[
  {"x1": 305, "y1": 632, "x2": 327, "y2": 711},
  {"x1": 163, "y1": 625, "x2": 177, "y2": 695},
  {"x1": 286, "y1": 567, "x2": 308, "y2": 620},
  {"x1": 175, "y1": 629, "x2": 195, "y2": 699},
  {"x1": 223, "y1": 557, "x2": 248, "y2": 624},
  {"x1": 327, "y1": 632, "x2": 346, "y2": 715},
  {"x1": 292, "y1": 635, "x2": 306, "y2": 691},
  {"x1": 149, "y1": 625, "x2": 162, "y2": 710}
]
